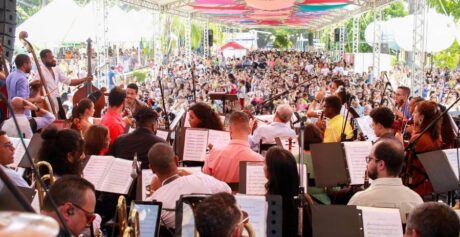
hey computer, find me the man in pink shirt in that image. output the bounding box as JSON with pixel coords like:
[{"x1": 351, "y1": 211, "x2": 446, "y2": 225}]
[
  {"x1": 203, "y1": 111, "x2": 264, "y2": 183},
  {"x1": 101, "y1": 87, "x2": 127, "y2": 145}
]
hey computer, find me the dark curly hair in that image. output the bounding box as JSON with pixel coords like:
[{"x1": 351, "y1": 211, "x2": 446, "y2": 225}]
[
  {"x1": 188, "y1": 102, "x2": 224, "y2": 131},
  {"x1": 39, "y1": 126, "x2": 85, "y2": 176}
]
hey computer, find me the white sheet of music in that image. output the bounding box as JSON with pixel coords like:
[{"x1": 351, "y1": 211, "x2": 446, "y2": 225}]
[
  {"x1": 358, "y1": 206, "x2": 403, "y2": 237},
  {"x1": 356, "y1": 116, "x2": 377, "y2": 142},
  {"x1": 183, "y1": 129, "x2": 208, "y2": 161},
  {"x1": 207, "y1": 129, "x2": 230, "y2": 150},
  {"x1": 142, "y1": 169, "x2": 156, "y2": 201},
  {"x1": 245, "y1": 163, "x2": 268, "y2": 195},
  {"x1": 83, "y1": 155, "x2": 113, "y2": 189},
  {"x1": 236, "y1": 195, "x2": 268, "y2": 237},
  {"x1": 156, "y1": 130, "x2": 169, "y2": 141},
  {"x1": 170, "y1": 108, "x2": 185, "y2": 130},
  {"x1": 343, "y1": 141, "x2": 372, "y2": 185},
  {"x1": 99, "y1": 158, "x2": 133, "y2": 194},
  {"x1": 442, "y1": 149, "x2": 460, "y2": 180},
  {"x1": 9, "y1": 138, "x2": 31, "y2": 167}
]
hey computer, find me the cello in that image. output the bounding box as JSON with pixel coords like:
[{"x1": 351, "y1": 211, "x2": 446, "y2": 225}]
[
  {"x1": 73, "y1": 38, "x2": 105, "y2": 117},
  {"x1": 0, "y1": 43, "x2": 9, "y2": 120},
  {"x1": 19, "y1": 31, "x2": 57, "y2": 116}
]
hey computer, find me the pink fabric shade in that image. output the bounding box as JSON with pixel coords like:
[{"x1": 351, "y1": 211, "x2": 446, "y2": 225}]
[
  {"x1": 194, "y1": 0, "x2": 237, "y2": 4},
  {"x1": 192, "y1": 5, "x2": 247, "y2": 10},
  {"x1": 245, "y1": 0, "x2": 296, "y2": 10},
  {"x1": 297, "y1": 0, "x2": 350, "y2": 4},
  {"x1": 252, "y1": 9, "x2": 292, "y2": 15}
]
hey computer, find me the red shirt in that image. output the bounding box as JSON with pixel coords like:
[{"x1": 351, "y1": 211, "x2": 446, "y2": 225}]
[{"x1": 101, "y1": 108, "x2": 125, "y2": 145}]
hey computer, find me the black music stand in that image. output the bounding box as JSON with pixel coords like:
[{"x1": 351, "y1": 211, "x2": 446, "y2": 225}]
[
  {"x1": 208, "y1": 92, "x2": 238, "y2": 114},
  {"x1": 312, "y1": 205, "x2": 364, "y2": 237},
  {"x1": 418, "y1": 151, "x2": 460, "y2": 194},
  {"x1": 18, "y1": 133, "x2": 42, "y2": 168},
  {"x1": 310, "y1": 143, "x2": 349, "y2": 187}
]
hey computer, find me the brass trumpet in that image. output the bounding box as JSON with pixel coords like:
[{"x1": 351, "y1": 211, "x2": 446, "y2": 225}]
[
  {"x1": 128, "y1": 207, "x2": 140, "y2": 237},
  {"x1": 117, "y1": 196, "x2": 128, "y2": 235},
  {"x1": 34, "y1": 161, "x2": 56, "y2": 210}
]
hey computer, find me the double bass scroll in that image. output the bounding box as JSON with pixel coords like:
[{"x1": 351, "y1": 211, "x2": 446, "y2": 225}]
[{"x1": 19, "y1": 31, "x2": 57, "y2": 117}]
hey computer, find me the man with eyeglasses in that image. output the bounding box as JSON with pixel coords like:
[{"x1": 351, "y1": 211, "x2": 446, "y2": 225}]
[
  {"x1": 0, "y1": 130, "x2": 28, "y2": 187},
  {"x1": 195, "y1": 192, "x2": 247, "y2": 237},
  {"x1": 41, "y1": 175, "x2": 96, "y2": 237},
  {"x1": 347, "y1": 139, "x2": 423, "y2": 223}
]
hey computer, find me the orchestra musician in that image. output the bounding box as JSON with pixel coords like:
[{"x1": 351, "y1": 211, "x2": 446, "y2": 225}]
[
  {"x1": 316, "y1": 95, "x2": 353, "y2": 142},
  {"x1": 369, "y1": 107, "x2": 396, "y2": 142},
  {"x1": 188, "y1": 102, "x2": 224, "y2": 131},
  {"x1": 124, "y1": 83, "x2": 149, "y2": 117},
  {"x1": 394, "y1": 86, "x2": 411, "y2": 121},
  {"x1": 30, "y1": 49, "x2": 93, "y2": 119}
]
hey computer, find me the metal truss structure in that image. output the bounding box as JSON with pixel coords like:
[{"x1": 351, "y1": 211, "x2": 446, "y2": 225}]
[
  {"x1": 411, "y1": 0, "x2": 426, "y2": 96},
  {"x1": 352, "y1": 16, "x2": 360, "y2": 54},
  {"x1": 339, "y1": 24, "x2": 345, "y2": 59},
  {"x1": 184, "y1": 13, "x2": 192, "y2": 63},
  {"x1": 203, "y1": 19, "x2": 209, "y2": 58},
  {"x1": 372, "y1": 8, "x2": 382, "y2": 78}
]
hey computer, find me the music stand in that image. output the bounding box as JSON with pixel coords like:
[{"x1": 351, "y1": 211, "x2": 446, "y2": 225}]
[
  {"x1": 312, "y1": 205, "x2": 364, "y2": 237},
  {"x1": 418, "y1": 150, "x2": 460, "y2": 194},
  {"x1": 208, "y1": 92, "x2": 238, "y2": 114},
  {"x1": 18, "y1": 133, "x2": 42, "y2": 168},
  {"x1": 310, "y1": 143, "x2": 349, "y2": 187}
]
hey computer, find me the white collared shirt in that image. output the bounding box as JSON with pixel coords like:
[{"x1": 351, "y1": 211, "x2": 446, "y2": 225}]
[{"x1": 249, "y1": 122, "x2": 296, "y2": 151}]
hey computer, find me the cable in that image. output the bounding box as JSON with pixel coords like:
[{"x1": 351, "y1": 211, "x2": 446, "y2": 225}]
[{"x1": 0, "y1": 93, "x2": 72, "y2": 236}]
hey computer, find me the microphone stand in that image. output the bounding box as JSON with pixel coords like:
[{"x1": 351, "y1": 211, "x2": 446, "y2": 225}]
[
  {"x1": 340, "y1": 85, "x2": 352, "y2": 142},
  {"x1": 403, "y1": 95, "x2": 460, "y2": 189},
  {"x1": 0, "y1": 93, "x2": 72, "y2": 236},
  {"x1": 296, "y1": 119, "x2": 306, "y2": 237},
  {"x1": 191, "y1": 64, "x2": 197, "y2": 104},
  {"x1": 257, "y1": 80, "x2": 311, "y2": 115}
]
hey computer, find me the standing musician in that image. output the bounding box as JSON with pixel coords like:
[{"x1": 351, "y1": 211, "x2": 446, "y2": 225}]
[
  {"x1": 394, "y1": 86, "x2": 411, "y2": 121},
  {"x1": 30, "y1": 49, "x2": 93, "y2": 119}
]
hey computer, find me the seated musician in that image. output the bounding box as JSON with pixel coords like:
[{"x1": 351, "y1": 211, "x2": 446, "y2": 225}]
[
  {"x1": 405, "y1": 202, "x2": 460, "y2": 237},
  {"x1": 403, "y1": 101, "x2": 442, "y2": 197},
  {"x1": 124, "y1": 83, "x2": 148, "y2": 116},
  {"x1": 41, "y1": 175, "x2": 96, "y2": 237},
  {"x1": 0, "y1": 131, "x2": 28, "y2": 187},
  {"x1": 109, "y1": 106, "x2": 166, "y2": 169},
  {"x1": 84, "y1": 125, "x2": 110, "y2": 156},
  {"x1": 195, "y1": 192, "x2": 246, "y2": 237},
  {"x1": 316, "y1": 95, "x2": 353, "y2": 142},
  {"x1": 265, "y1": 147, "x2": 313, "y2": 237},
  {"x1": 188, "y1": 102, "x2": 224, "y2": 131},
  {"x1": 369, "y1": 107, "x2": 396, "y2": 142},
  {"x1": 348, "y1": 139, "x2": 423, "y2": 223},
  {"x1": 146, "y1": 143, "x2": 230, "y2": 229},
  {"x1": 249, "y1": 104, "x2": 296, "y2": 151},
  {"x1": 203, "y1": 111, "x2": 263, "y2": 183},
  {"x1": 38, "y1": 126, "x2": 85, "y2": 177},
  {"x1": 2, "y1": 97, "x2": 55, "y2": 138},
  {"x1": 101, "y1": 87, "x2": 131, "y2": 145},
  {"x1": 70, "y1": 98, "x2": 100, "y2": 135}
]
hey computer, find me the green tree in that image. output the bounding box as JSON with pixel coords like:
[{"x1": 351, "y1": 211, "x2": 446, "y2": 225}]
[
  {"x1": 433, "y1": 40, "x2": 460, "y2": 69},
  {"x1": 428, "y1": 0, "x2": 460, "y2": 20},
  {"x1": 273, "y1": 29, "x2": 292, "y2": 49}
]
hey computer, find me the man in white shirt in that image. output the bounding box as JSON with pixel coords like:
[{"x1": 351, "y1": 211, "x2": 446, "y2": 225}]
[
  {"x1": 31, "y1": 49, "x2": 93, "y2": 119},
  {"x1": 348, "y1": 139, "x2": 423, "y2": 223},
  {"x1": 249, "y1": 104, "x2": 296, "y2": 151},
  {"x1": 2, "y1": 97, "x2": 55, "y2": 138},
  {"x1": 0, "y1": 130, "x2": 28, "y2": 187},
  {"x1": 146, "y1": 143, "x2": 231, "y2": 229}
]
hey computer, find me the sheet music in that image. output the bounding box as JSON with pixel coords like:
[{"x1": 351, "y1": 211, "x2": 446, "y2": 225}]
[
  {"x1": 245, "y1": 162, "x2": 268, "y2": 195},
  {"x1": 207, "y1": 129, "x2": 230, "y2": 150},
  {"x1": 183, "y1": 129, "x2": 208, "y2": 161},
  {"x1": 9, "y1": 138, "x2": 31, "y2": 168},
  {"x1": 170, "y1": 108, "x2": 185, "y2": 130},
  {"x1": 343, "y1": 141, "x2": 372, "y2": 185},
  {"x1": 356, "y1": 116, "x2": 377, "y2": 142},
  {"x1": 278, "y1": 137, "x2": 299, "y2": 155},
  {"x1": 184, "y1": 112, "x2": 191, "y2": 127},
  {"x1": 142, "y1": 169, "x2": 156, "y2": 201},
  {"x1": 83, "y1": 156, "x2": 113, "y2": 188},
  {"x1": 235, "y1": 195, "x2": 268, "y2": 237},
  {"x1": 358, "y1": 206, "x2": 404, "y2": 237},
  {"x1": 156, "y1": 130, "x2": 169, "y2": 141},
  {"x1": 99, "y1": 158, "x2": 133, "y2": 194},
  {"x1": 442, "y1": 149, "x2": 460, "y2": 181}
]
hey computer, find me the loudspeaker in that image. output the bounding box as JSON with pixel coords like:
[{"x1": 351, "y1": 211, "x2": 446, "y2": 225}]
[
  {"x1": 208, "y1": 30, "x2": 213, "y2": 47},
  {"x1": 334, "y1": 28, "x2": 340, "y2": 42},
  {"x1": 381, "y1": 43, "x2": 389, "y2": 54},
  {"x1": 308, "y1": 33, "x2": 313, "y2": 46},
  {"x1": 0, "y1": 0, "x2": 16, "y2": 62}
]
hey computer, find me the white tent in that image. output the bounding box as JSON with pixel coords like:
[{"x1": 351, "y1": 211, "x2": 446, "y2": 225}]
[
  {"x1": 107, "y1": 6, "x2": 140, "y2": 42},
  {"x1": 64, "y1": 1, "x2": 98, "y2": 42},
  {"x1": 16, "y1": 0, "x2": 81, "y2": 46}
]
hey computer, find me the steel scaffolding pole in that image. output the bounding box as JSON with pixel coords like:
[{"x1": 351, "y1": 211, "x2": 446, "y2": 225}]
[
  {"x1": 95, "y1": 0, "x2": 108, "y2": 88},
  {"x1": 352, "y1": 16, "x2": 360, "y2": 54},
  {"x1": 154, "y1": 10, "x2": 163, "y2": 68},
  {"x1": 372, "y1": 8, "x2": 382, "y2": 78},
  {"x1": 339, "y1": 24, "x2": 345, "y2": 59},
  {"x1": 411, "y1": 0, "x2": 426, "y2": 96},
  {"x1": 203, "y1": 20, "x2": 209, "y2": 58},
  {"x1": 185, "y1": 13, "x2": 192, "y2": 64}
]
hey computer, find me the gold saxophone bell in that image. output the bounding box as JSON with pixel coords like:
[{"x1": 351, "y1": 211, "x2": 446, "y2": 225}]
[
  {"x1": 117, "y1": 196, "x2": 128, "y2": 235},
  {"x1": 122, "y1": 226, "x2": 134, "y2": 237},
  {"x1": 34, "y1": 161, "x2": 56, "y2": 210},
  {"x1": 128, "y1": 207, "x2": 140, "y2": 237}
]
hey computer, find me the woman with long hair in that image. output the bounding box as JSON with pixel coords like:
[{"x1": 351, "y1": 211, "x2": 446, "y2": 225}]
[
  {"x1": 188, "y1": 102, "x2": 224, "y2": 131},
  {"x1": 264, "y1": 147, "x2": 312, "y2": 237},
  {"x1": 84, "y1": 125, "x2": 110, "y2": 156},
  {"x1": 70, "y1": 98, "x2": 100, "y2": 135}
]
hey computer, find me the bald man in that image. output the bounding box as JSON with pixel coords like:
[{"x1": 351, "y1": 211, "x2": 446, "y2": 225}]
[
  {"x1": 1, "y1": 97, "x2": 55, "y2": 138},
  {"x1": 249, "y1": 104, "x2": 296, "y2": 151}
]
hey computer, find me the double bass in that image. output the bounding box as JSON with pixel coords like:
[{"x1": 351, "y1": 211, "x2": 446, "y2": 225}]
[
  {"x1": 19, "y1": 31, "x2": 57, "y2": 116},
  {"x1": 0, "y1": 43, "x2": 9, "y2": 120},
  {"x1": 73, "y1": 39, "x2": 105, "y2": 117}
]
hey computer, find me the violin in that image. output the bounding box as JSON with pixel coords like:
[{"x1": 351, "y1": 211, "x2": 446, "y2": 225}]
[{"x1": 73, "y1": 39, "x2": 105, "y2": 117}]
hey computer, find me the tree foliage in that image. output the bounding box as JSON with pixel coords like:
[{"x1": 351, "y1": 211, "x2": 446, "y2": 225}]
[
  {"x1": 433, "y1": 40, "x2": 460, "y2": 69},
  {"x1": 273, "y1": 29, "x2": 292, "y2": 49},
  {"x1": 428, "y1": 0, "x2": 460, "y2": 20}
]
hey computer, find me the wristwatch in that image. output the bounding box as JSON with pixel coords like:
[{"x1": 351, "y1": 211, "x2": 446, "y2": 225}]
[{"x1": 35, "y1": 107, "x2": 41, "y2": 112}]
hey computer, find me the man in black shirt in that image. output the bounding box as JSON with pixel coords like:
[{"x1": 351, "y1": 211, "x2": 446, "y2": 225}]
[{"x1": 109, "y1": 106, "x2": 166, "y2": 169}]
